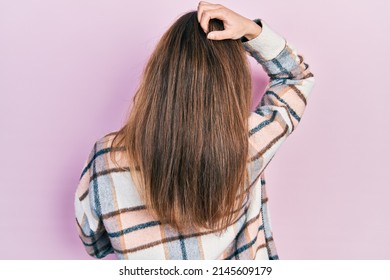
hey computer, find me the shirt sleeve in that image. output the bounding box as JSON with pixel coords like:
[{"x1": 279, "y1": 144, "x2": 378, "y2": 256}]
[
  {"x1": 74, "y1": 142, "x2": 114, "y2": 259},
  {"x1": 243, "y1": 18, "x2": 316, "y2": 174}
]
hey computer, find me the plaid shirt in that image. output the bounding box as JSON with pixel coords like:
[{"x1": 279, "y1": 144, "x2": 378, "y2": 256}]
[{"x1": 74, "y1": 18, "x2": 315, "y2": 260}]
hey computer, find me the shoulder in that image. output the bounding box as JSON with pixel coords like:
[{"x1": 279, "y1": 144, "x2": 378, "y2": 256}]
[
  {"x1": 95, "y1": 131, "x2": 118, "y2": 149},
  {"x1": 79, "y1": 131, "x2": 121, "y2": 180},
  {"x1": 89, "y1": 132, "x2": 119, "y2": 164}
]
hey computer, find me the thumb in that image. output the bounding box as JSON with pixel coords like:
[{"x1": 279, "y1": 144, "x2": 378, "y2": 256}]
[{"x1": 207, "y1": 30, "x2": 231, "y2": 40}]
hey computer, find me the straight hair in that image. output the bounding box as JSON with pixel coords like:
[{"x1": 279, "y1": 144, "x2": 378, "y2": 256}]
[{"x1": 110, "y1": 11, "x2": 252, "y2": 232}]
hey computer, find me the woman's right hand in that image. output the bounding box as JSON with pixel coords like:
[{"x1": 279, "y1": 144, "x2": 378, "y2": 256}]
[{"x1": 197, "y1": 1, "x2": 262, "y2": 41}]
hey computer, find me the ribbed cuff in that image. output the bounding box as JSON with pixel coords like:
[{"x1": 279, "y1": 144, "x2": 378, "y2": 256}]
[{"x1": 242, "y1": 19, "x2": 286, "y2": 61}]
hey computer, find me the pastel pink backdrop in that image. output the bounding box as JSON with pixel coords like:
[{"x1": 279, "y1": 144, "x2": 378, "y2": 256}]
[{"x1": 0, "y1": 0, "x2": 389, "y2": 259}]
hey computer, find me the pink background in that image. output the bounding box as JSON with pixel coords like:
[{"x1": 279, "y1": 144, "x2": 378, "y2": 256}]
[{"x1": 1, "y1": 0, "x2": 389, "y2": 259}]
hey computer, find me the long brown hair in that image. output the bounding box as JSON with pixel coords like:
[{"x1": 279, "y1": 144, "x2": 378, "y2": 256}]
[{"x1": 110, "y1": 11, "x2": 252, "y2": 232}]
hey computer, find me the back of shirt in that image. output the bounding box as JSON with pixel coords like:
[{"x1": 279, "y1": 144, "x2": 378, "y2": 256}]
[{"x1": 74, "y1": 18, "x2": 315, "y2": 260}]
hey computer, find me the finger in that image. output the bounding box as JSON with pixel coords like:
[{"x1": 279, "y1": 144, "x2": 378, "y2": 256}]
[
  {"x1": 197, "y1": 3, "x2": 223, "y2": 25},
  {"x1": 207, "y1": 30, "x2": 232, "y2": 41},
  {"x1": 198, "y1": 0, "x2": 211, "y2": 6},
  {"x1": 198, "y1": 1, "x2": 218, "y2": 10},
  {"x1": 197, "y1": 2, "x2": 211, "y2": 23},
  {"x1": 199, "y1": 8, "x2": 227, "y2": 33}
]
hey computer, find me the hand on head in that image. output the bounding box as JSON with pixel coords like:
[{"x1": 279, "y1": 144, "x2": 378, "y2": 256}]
[{"x1": 197, "y1": 1, "x2": 262, "y2": 40}]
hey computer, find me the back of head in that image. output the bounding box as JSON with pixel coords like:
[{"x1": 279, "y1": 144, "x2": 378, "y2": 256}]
[{"x1": 111, "y1": 11, "x2": 252, "y2": 232}]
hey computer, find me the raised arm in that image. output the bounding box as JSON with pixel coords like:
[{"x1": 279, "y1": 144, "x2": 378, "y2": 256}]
[{"x1": 243, "y1": 18, "x2": 315, "y2": 174}]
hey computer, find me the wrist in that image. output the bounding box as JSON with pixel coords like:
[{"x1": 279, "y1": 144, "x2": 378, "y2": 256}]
[{"x1": 244, "y1": 20, "x2": 262, "y2": 40}]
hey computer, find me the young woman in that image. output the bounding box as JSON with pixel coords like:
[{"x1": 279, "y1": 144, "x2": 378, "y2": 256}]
[{"x1": 74, "y1": 1, "x2": 315, "y2": 260}]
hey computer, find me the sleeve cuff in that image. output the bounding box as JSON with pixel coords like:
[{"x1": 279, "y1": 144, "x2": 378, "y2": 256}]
[{"x1": 242, "y1": 19, "x2": 287, "y2": 61}]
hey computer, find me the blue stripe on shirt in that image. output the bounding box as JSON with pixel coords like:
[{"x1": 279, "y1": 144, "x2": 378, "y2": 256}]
[
  {"x1": 108, "y1": 221, "x2": 161, "y2": 238},
  {"x1": 249, "y1": 110, "x2": 278, "y2": 137},
  {"x1": 265, "y1": 90, "x2": 301, "y2": 122}
]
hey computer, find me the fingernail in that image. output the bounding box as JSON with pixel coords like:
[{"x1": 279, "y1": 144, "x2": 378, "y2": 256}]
[{"x1": 207, "y1": 33, "x2": 214, "y2": 39}]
